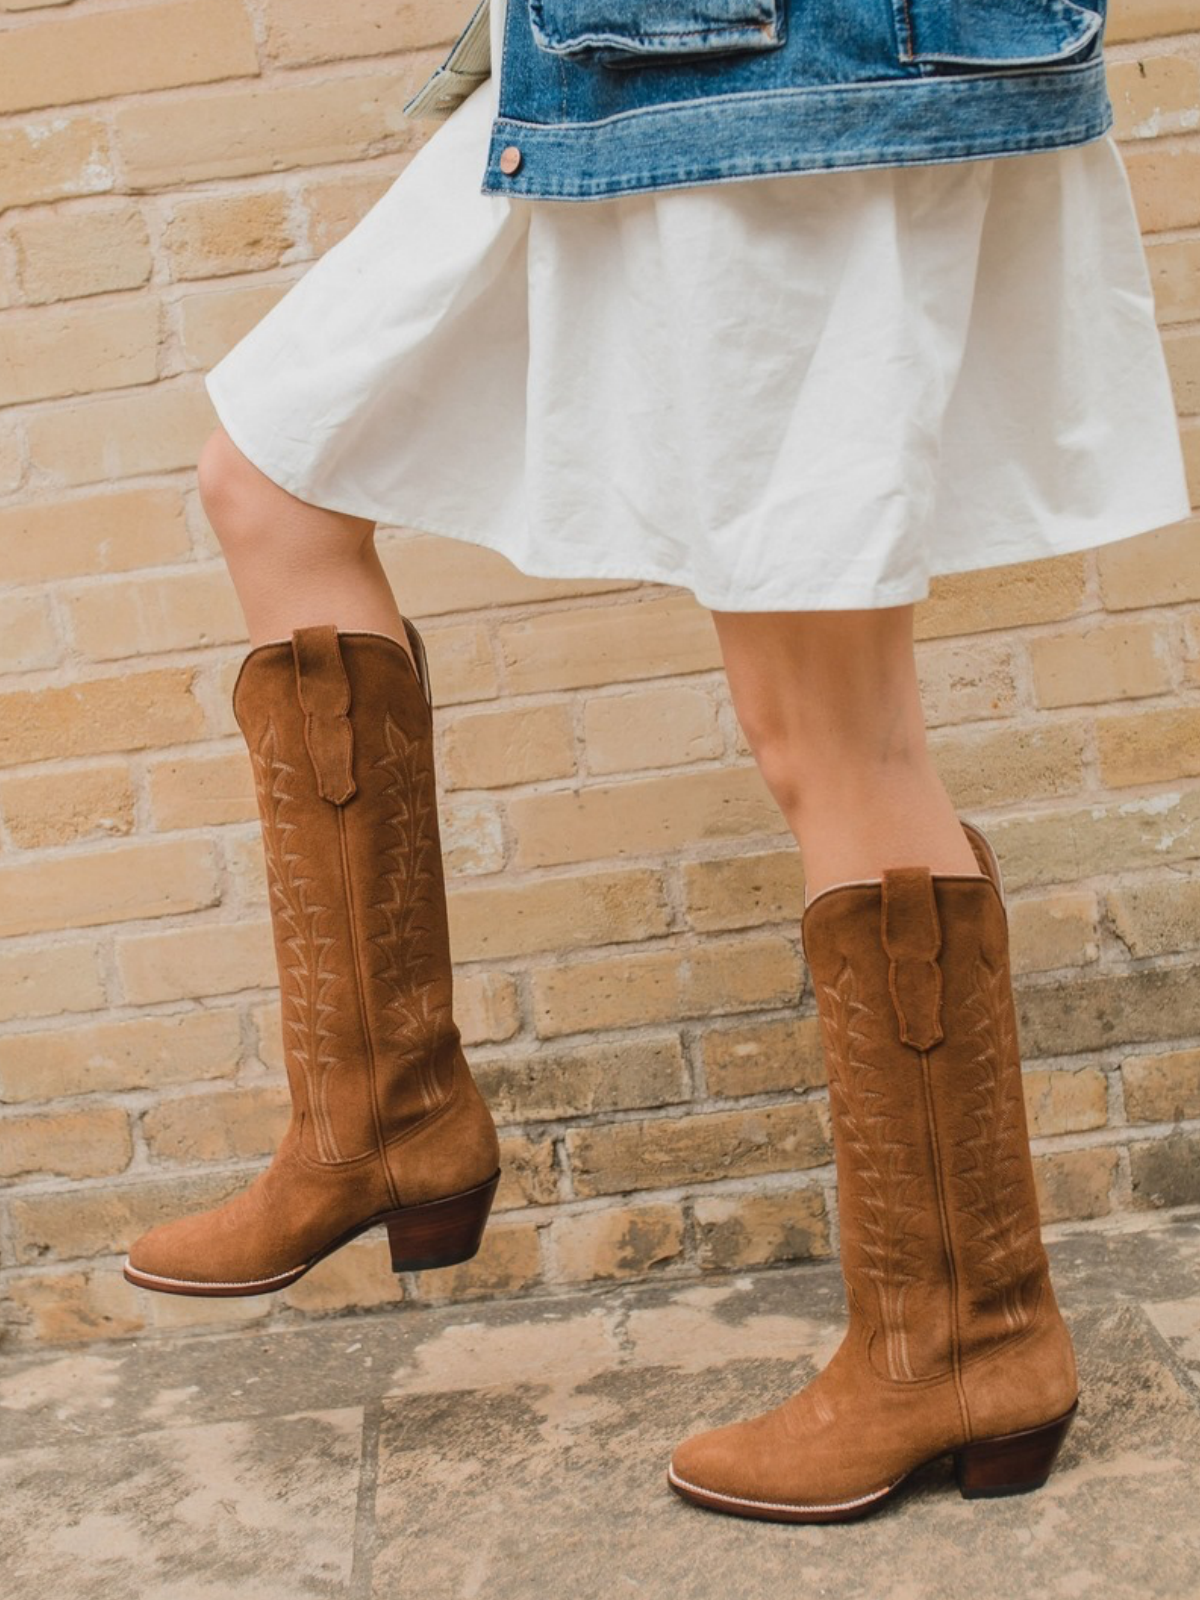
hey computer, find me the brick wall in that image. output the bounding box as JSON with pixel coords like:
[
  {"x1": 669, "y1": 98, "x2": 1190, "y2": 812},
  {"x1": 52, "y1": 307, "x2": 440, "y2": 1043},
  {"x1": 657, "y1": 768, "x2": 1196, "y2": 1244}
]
[{"x1": 1, "y1": 0, "x2": 1198, "y2": 1348}]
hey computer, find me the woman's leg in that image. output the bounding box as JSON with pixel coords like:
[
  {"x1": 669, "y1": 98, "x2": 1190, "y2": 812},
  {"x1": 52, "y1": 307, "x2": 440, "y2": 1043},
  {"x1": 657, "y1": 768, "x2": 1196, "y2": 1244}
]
[
  {"x1": 710, "y1": 604, "x2": 981, "y2": 897},
  {"x1": 198, "y1": 426, "x2": 416, "y2": 662}
]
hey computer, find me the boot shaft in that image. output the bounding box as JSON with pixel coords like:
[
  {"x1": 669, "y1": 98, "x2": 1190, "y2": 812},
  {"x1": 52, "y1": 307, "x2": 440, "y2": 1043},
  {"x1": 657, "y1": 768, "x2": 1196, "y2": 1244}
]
[
  {"x1": 234, "y1": 626, "x2": 464, "y2": 1168},
  {"x1": 803, "y1": 833, "x2": 1052, "y2": 1385}
]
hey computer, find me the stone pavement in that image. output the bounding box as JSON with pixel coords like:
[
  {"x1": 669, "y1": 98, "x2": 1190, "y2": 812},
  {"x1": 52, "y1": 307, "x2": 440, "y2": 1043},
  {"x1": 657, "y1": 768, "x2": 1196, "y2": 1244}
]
[{"x1": 3, "y1": 1206, "x2": 1198, "y2": 1600}]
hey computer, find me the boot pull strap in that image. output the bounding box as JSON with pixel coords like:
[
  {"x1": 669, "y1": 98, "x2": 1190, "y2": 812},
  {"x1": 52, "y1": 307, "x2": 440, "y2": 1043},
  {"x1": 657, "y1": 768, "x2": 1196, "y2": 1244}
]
[
  {"x1": 292, "y1": 627, "x2": 357, "y2": 805},
  {"x1": 881, "y1": 868, "x2": 945, "y2": 1051}
]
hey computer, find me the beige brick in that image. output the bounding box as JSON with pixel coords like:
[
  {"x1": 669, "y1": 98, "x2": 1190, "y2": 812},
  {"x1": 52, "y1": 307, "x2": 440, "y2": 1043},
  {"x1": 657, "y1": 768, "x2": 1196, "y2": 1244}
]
[
  {"x1": 1022, "y1": 1067, "x2": 1108, "y2": 1138},
  {"x1": 1030, "y1": 620, "x2": 1173, "y2": 708},
  {"x1": 265, "y1": 0, "x2": 465, "y2": 66},
  {"x1": 0, "y1": 940, "x2": 104, "y2": 1024},
  {"x1": 1130, "y1": 1129, "x2": 1200, "y2": 1208},
  {"x1": 1122, "y1": 1046, "x2": 1200, "y2": 1123},
  {"x1": 441, "y1": 794, "x2": 506, "y2": 876},
  {"x1": 0, "y1": 0, "x2": 259, "y2": 115},
  {"x1": 1184, "y1": 416, "x2": 1200, "y2": 504},
  {"x1": 26, "y1": 382, "x2": 216, "y2": 488},
  {"x1": 0, "y1": 1105, "x2": 131, "y2": 1179},
  {"x1": 419, "y1": 623, "x2": 499, "y2": 706},
  {"x1": 440, "y1": 701, "x2": 576, "y2": 790},
  {"x1": 0, "y1": 114, "x2": 113, "y2": 211},
  {"x1": 142, "y1": 1283, "x2": 271, "y2": 1333},
  {"x1": 0, "y1": 592, "x2": 60, "y2": 672},
  {"x1": 988, "y1": 789, "x2": 1200, "y2": 892},
  {"x1": 280, "y1": 1237, "x2": 403, "y2": 1314},
  {"x1": 1109, "y1": 54, "x2": 1200, "y2": 139},
  {"x1": 583, "y1": 684, "x2": 724, "y2": 774},
  {"x1": 177, "y1": 279, "x2": 289, "y2": 369},
  {"x1": 142, "y1": 1085, "x2": 288, "y2": 1163},
  {"x1": 550, "y1": 1201, "x2": 684, "y2": 1282},
  {"x1": 164, "y1": 189, "x2": 296, "y2": 282},
  {"x1": 448, "y1": 866, "x2": 669, "y2": 962},
  {"x1": 0, "y1": 417, "x2": 23, "y2": 494},
  {"x1": 0, "y1": 298, "x2": 159, "y2": 406},
  {"x1": 0, "y1": 837, "x2": 219, "y2": 939},
  {"x1": 567, "y1": 1102, "x2": 830, "y2": 1198},
  {"x1": 67, "y1": 567, "x2": 245, "y2": 659},
  {"x1": 1007, "y1": 892, "x2": 1099, "y2": 975},
  {"x1": 10, "y1": 202, "x2": 151, "y2": 305},
  {"x1": 495, "y1": 1133, "x2": 559, "y2": 1210},
  {"x1": 454, "y1": 970, "x2": 522, "y2": 1046},
  {"x1": 1108, "y1": 875, "x2": 1200, "y2": 957},
  {"x1": 412, "y1": 1219, "x2": 541, "y2": 1301},
  {"x1": 499, "y1": 594, "x2": 720, "y2": 693},
  {"x1": 9, "y1": 1172, "x2": 248, "y2": 1263},
  {"x1": 1033, "y1": 1147, "x2": 1116, "y2": 1223},
  {"x1": 680, "y1": 846, "x2": 804, "y2": 933},
  {"x1": 1107, "y1": 0, "x2": 1200, "y2": 43},
  {"x1": 1146, "y1": 239, "x2": 1200, "y2": 326},
  {"x1": 147, "y1": 745, "x2": 255, "y2": 829},
  {"x1": 701, "y1": 1013, "x2": 827, "y2": 1099},
  {"x1": 533, "y1": 934, "x2": 802, "y2": 1039},
  {"x1": 931, "y1": 721, "x2": 1086, "y2": 809},
  {"x1": 1017, "y1": 962, "x2": 1200, "y2": 1058},
  {"x1": 0, "y1": 488, "x2": 189, "y2": 584},
  {"x1": 301, "y1": 168, "x2": 398, "y2": 252},
  {"x1": 1096, "y1": 705, "x2": 1200, "y2": 787},
  {"x1": 1123, "y1": 145, "x2": 1200, "y2": 233},
  {"x1": 694, "y1": 1186, "x2": 831, "y2": 1271},
  {"x1": 226, "y1": 829, "x2": 267, "y2": 902},
  {"x1": 115, "y1": 66, "x2": 426, "y2": 190},
  {"x1": 917, "y1": 554, "x2": 1086, "y2": 639},
  {"x1": 510, "y1": 764, "x2": 783, "y2": 871},
  {"x1": 1097, "y1": 517, "x2": 1200, "y2": 608},
  {"x1": 117, "y1": 918, "x2": 275, "y2": 1004},
  {"x1": 0, "y1": 667, "x2": 205, "y2": 766},
  {"x1": 474, "y1": 1035, "x2": 689, "y2": 1125},
  {"x1": 379, "y1": 531, "x2": 634, "y2": 620},
  {"x1": 0, "y1": 1008, "x2": 240, "y2": 1103},
  {"x1": 1165, "y1": 326, "x2": 1200, "y2": 416},
  {"x1": 916, "y1": 637, "x2": 1020, "y2": 726},
  {"x1": 7, "y1": 1268, "x2": 145, "y2": 1345},
  {"x1": 0, "y1": 760, "x2": 134, "y2": 849},
  {"x1": 1186, "y1": 612, "x2": 1200, "y2": 686}
]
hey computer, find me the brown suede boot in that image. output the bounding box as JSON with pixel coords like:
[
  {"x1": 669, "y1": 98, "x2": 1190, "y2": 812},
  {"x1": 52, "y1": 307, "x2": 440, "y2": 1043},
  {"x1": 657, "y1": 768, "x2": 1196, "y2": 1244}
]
[
  {"x1": 668, "y1": 822, "x2": 1078, "y2": 1520},
  {"x1": 124, "y1": 624, "x2": 501, "y2": 1297}
]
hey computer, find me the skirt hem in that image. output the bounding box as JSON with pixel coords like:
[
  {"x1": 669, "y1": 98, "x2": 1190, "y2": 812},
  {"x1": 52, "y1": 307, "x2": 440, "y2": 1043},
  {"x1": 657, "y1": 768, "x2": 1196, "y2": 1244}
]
[{"x1": 207, "y1": 371, "x2": 1194, "y2": 615}]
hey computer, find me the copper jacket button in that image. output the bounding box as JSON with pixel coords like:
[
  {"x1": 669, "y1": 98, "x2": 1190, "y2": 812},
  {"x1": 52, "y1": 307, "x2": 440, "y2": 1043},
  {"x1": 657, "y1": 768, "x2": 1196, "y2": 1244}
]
[{"x1": 499, "y1": 145, "x2": 523, "y2": 175}]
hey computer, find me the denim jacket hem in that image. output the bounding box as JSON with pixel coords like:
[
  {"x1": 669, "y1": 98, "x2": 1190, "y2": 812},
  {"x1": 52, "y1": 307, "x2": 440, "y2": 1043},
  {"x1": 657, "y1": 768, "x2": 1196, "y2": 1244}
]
[{"x1": 479, "y1": 55, "x2": 1112, "y2": 200}]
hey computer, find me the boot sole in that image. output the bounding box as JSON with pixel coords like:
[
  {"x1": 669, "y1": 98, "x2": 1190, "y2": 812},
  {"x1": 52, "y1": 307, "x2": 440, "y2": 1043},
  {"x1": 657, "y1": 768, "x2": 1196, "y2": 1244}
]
[
  {"x1": 122, "y1": 1171, "x2": 500, "y2": 1298},
  {"x1": 666, "y1": 1401, "x2": 1079, "y2": 1524}
]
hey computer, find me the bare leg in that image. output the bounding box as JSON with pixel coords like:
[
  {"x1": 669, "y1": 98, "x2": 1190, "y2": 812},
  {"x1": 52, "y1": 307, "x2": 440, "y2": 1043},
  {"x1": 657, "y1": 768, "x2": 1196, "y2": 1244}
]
[
  {"x1": 710, "y1": 604, "x2": 981, "y2": 899},
  {"x1": 198, "y1": 427, "x2": 416, "y2": 668}
]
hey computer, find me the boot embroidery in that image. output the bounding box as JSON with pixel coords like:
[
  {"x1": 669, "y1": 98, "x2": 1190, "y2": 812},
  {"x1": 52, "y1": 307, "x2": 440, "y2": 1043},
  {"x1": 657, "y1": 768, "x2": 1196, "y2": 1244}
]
[
  {"x1": 254, "y1": 719, "x2": 346, "y2": 1163},
  {"x1": 953, "y1": 952, "x2": 1042, "y2": 1333},
  {"x1": 368, "y1": 712, "x2": 453, "y2": 1114},
  {"x1": 821, "y1": 959, "x2": 925, "y2": 1382}
]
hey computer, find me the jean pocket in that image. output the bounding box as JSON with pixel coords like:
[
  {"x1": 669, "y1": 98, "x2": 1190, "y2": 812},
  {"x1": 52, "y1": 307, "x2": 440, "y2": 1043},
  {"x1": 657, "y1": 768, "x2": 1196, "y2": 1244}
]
[
  {"x1": 528, "y1": 0, "x2": 786, "y2": 67},
  {"x1": 898, "y1": 0, "x2": 1103, "y2": 68}
]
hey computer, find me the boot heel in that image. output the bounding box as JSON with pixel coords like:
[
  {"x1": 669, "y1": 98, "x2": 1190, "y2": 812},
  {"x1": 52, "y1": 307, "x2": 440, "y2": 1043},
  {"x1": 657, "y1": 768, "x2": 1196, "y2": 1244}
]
[
  {"x1": 385, "y1": 1172, "x2": 500, "y2": 1273},
  {"x1": 955, "y1": 1402, "x2": 1078, "y2": 1499}
]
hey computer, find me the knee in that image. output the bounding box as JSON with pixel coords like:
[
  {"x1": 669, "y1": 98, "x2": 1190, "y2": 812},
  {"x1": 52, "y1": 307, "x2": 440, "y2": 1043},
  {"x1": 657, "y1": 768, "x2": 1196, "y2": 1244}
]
[{"x1": 197, "y1": 428, "x2": 276, "y2": 557}]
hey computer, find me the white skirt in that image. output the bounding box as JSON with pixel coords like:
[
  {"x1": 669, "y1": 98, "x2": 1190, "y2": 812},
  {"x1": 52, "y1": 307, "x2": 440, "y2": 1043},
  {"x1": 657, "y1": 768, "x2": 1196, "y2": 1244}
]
[{"x1": 206, "y1": 0, "x2": 1191, "y2": 611}]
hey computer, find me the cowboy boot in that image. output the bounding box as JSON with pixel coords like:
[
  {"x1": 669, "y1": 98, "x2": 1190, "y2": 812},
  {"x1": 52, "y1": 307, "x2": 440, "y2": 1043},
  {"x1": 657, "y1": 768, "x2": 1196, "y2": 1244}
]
[
  {"x1": 668, "y1": 821, "x2": 1078, "y2": 1520},
  {"x1": 124, "y1": 623, "x2": 501, "y2": 1297}
]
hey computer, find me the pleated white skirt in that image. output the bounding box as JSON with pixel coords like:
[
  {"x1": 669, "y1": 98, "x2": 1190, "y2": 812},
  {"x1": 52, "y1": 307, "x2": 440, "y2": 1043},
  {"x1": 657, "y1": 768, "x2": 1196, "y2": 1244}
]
[{"x1": 206, "y1": 0, "x2": 1191, "y2": 610}]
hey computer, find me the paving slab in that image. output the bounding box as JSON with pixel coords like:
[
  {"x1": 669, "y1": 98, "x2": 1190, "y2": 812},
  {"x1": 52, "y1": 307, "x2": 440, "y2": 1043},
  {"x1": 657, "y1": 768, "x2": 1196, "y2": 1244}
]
[{"x1": 1, "y1": 1207, "x2": 1197, "y2": 1600}]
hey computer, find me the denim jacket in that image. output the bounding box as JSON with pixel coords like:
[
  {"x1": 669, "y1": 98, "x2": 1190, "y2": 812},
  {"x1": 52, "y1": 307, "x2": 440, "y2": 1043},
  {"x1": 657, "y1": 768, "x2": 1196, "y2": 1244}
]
[{"x1": 405, "y1": 1, "x2": 1112, "y2": 202}]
